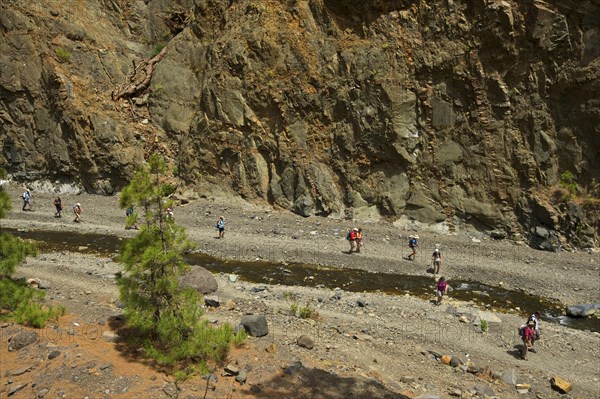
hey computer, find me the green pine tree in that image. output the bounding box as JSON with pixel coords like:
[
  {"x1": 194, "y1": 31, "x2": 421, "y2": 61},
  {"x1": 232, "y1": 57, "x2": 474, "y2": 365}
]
[
  {"x1": 0, "y1": 169, "x2": 64, "y2": 327},
  {"x1": 118, "y1": 155, "x2": 243, "y2": 368}
]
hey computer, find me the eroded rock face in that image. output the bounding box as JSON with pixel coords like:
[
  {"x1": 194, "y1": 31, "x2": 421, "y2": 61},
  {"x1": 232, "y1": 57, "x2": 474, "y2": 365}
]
[{"x1": 0, "y1": 0, "x2": 598, "y2": 247}]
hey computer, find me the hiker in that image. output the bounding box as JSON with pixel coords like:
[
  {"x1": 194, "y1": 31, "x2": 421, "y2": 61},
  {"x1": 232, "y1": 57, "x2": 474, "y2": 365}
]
[
  {"x1": 72, "y1": 203, "x2": 82, "y2": 223},
  {"x1": 346, "y1": 227, "x2": 358, "y2": 253},
  {"x1": 125, "y1": 205, "x2": 139, "y2": 229},
  {"x1": 22, "y1": 190, "x2": 31, "y2": 211},
  {"x1": 216, "y1": 216, "x2": 225, "y2": 238},
  {"x1": 408, "y1": 235, "x2": 418, "y2": 260},
  {"x1": 431, "y1": 244, "x2": 442, "y2": 274},
  {"x1": 435, "y1": 276, "x2": 448, "y2": 305},
  {"x1": 53, "y1": 196, "x2": 63, "y2": 217},
  {"x1": 519, "y1": 320, "x2": 536, "y2": 360},
  {"x1": 356, "y1": 228, "x2": 364, "y2": 253},
  {"x1": 165, "y1": 207, "x2": 174, "y2": 220},
  {"x1": 527, "y1": 311, "x2": 541, "y2": 346}
]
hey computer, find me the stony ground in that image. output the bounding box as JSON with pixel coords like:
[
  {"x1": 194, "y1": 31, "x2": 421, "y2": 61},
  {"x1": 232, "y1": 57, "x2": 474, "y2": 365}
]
[{"x1": 1, "y1": 184, "x2": 599, "y2": 399}]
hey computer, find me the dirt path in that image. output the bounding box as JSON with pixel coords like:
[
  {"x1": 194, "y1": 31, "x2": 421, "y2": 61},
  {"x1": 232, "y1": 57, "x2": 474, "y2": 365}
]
[{"x1": 1, "y1": 184, "x2": 599, "y2": 398}]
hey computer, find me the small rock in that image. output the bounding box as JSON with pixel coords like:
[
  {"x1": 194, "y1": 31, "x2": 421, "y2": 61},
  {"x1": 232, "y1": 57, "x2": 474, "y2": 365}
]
[
  {"x1": 501, "y1": 369, "x2": 517, "y2": 386},
  {"x1": 224, "y1": 363, "x2": 239, "y2": 376},
  {"x1": 550, "y1": 376, "x2": 572, "y2": 394},
  {"x1": 12, "y1": 365, "x2": 34, "y2": 376},
  {"x1": 441, "y1": 355, "x2": 452, "y2": 365},
  {"x1": 37, "y1": 388, "x2": 49, "y2": 398},
  {"x1": 102, "y1": 331, "x2": 120, "y2": 342},
  {"x1": 48, "y1": 350, "x2": 61, "y2": 360},
  {"x1": 240, "y1": 314, "x2": 268, "y2": 337},
  {"x1": 8, "y1": 331, "x2": 38, "y2": 351},
  {"x1": 204, "y1": 297, "x2": 220, "y2": 307},
  {"x1": 357, "y1": 298, "x2": 367, "y2": 307},
  {"x1": 297, "y1": 335, "x2": 314, "y2": 349},
  {"x1": 450, "y1": 356, "x2": 462, "y2": 367},
  {"x1": 283, "y1": 360, "x2": 303, "y2": 375},
  {"x1": 8, "y1": 383, "x2": 28, "y2": 396},
  {"x1": 235, "y1": 369, "x2": 247, "y2": 383}
]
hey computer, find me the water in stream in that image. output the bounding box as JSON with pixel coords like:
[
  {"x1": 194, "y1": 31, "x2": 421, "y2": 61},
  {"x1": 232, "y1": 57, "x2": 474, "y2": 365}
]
[{"x1": 4, "y1": 227, "x2": 599, "y2": 332}]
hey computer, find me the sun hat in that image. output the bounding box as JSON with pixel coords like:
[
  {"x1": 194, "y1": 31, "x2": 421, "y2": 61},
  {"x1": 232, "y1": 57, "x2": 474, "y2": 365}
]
[
  {"x1": 76, "y1": 203, "x2": 81, "y2": 206},
  {"x1": 414, "y1": 235, "x2": 419, "y2": 239},
  {"x1": 353, "y1": 227, "x2": 358, "y2": 231}
]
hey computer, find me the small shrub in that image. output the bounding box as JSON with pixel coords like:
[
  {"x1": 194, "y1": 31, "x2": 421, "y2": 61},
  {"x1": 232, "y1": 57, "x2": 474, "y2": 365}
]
[
  {"x1": 559, "y1": 171, "x2": 577, "y2": 194},
  {"x1": 162, "y1": 183, "x2": 176, "y2": 197},
  {"x1": 480, "y1": 319, "x2": 488, "y2": 333},
  {"x1": 55, "y1": 47, "x2": 72, "y2": 63},
  {"x1": 0, "y1": 279, "x2": 65, "y2": 328},
  {"x1": 232, "y1": 328, "x2": 248, "y2": 347},
  {"x1": 150, "y1": 43, "x2": 165, "y2": 58}
]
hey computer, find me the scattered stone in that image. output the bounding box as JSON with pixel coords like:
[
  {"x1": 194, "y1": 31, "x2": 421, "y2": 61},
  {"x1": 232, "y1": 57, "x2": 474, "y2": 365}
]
[
  {"x1": 48, "y1": 350, "x2": 61, "y2": 360},
  {"x1": 501, "y1": 369, "x2": 517, "y2": 386},
  {"x1": 550, "y1": 376, "x2": 572, "y2": 394},
  {"x1": 204, "y1": 296, "x2": 220, "y2": 307},
  {"x1": 459, "y1": 315, "x2": 470, "y2": 323},
  {"x1": 249, "y1": 385, "x2": 261, "y2": 393},
  {"x1": 428, "y1": 350, "x2": 443, "y2": 359},
  {"x1": 224, "y1": 363, "x2": 240, "y2": 376},
  {"x1": 99, "y1": 363, "x2": 112, "y2": 370},
  {"x1": 265, "y1": 343, "x2": 277, "y2": 353},
  {"x1": 228, "y1": 274, "x2": 239, "y2": 283},
  {"x1": 441, "y1": 355, "x2": 452, "y2": 365},
  {"x1": 357, "y1": 298, "x2": 367, "y2": 307},
  {"x1": 102, "y1": 331, "x2": 120, "y2": 342},
  {"x1": 490, "y1": 230, "x2": 507, "y2": 239},
  {"x1": 415, "y1": 394, "x2": 440, "y2": 399},
  {"x1": 250, "y1": 285, "x2": 269, "y2": 293},
  {"x1": 283, "y1": 360, "x2": 303, "y2": 375},
  {"x1": 240, "y1": 314, "x2": 269, "y2": 337},
  {"x1": 474, "y1": 383, "x2": 495, "y2": 397},
  {"x1": 8, "y1": 383, "x2": 27, "y2": 396},
  {"x1": 98, "y1": 319, "x2": 106, "y2": 326},
  {"x1": 235, "y1": 369, "x2": 247, "y2": 383},
  {"x1": 37, "y1": 388, "x2": 49, "y2": 398},
  {"x1": 12, "y1": 365, "x2": 34, "y2": 376},
  {"x1": 224, "y1": 300, "x2": 236, "y2": 310},
  {"x1": 202, "y1": 373, "x2": 218, "y2": 383},
  {"x1": 8, "y1": 331, "x2": 38, "y2": 351},
  {"x1": 450, "y1": 356, "x2": 462, "y2": 367},
  {"x1": 297, "y1": 335, "x2": 314, "y2": 349},
  {"x1": 400, "y1": 376, "x2": 415, "y2": 383},
  {"x1": 37, "y1": 280, "x2": 50, "y2": 289}
]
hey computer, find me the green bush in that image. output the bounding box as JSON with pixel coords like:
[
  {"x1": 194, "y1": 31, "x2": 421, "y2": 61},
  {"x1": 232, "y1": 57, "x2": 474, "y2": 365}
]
[
  {"x1": 559, "y1": 171, "x2": 577, "y2": 194},
  {"x1": 480, "y1": 319, "x2": 488, "y2": 333},
  {"x1": 55, "y1": 47, "x2": 72, "y2": 63}
]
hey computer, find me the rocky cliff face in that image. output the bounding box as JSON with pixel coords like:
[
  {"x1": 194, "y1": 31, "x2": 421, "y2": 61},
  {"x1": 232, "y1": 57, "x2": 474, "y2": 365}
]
[{"x1": 1, "y1": 0, "x2": 598, "y2": 248}]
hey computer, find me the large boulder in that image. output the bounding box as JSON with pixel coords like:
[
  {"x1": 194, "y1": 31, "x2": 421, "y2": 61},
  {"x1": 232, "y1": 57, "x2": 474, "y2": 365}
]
[
  {"x1": 180, "y1": 266, "x2": 218, "y2": 295},
  {"x1": 240, "y1": 314, "x2": 269, "y2": 337}
]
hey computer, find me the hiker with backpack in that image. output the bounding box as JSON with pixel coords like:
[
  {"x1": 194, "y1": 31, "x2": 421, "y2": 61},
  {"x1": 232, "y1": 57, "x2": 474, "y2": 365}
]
[
  {"x1": 125, "y1": 205, "x2": 139, "y2": 230},
  {"x1": 73, "y1": 203, "x2": 83, "y2": 223},
  {"x1": 408, "y1": 235, "x2": 418, "y2": 260},
  {"x1": 527, "y1": 311, "x2": 541, "y2": 347},
  {"x1": 346, "y1": 227, "x2": 358, "y2": 253},
  {"x1": 435, "y1": 276, "x2": 448, "y2": 305},
  {"x1": 216, "y1": 216, "x2": 225, "y2": 238},
  {"x1": 356, "y1": 228, "x2": 364, "y2": 253},
  {"x1": 53, "y1": 196, "x2": 63, "y2": 217},
  {"x1": 22, "y1": 190, "x2": 32, "y2": 211},
  {"x1": 519, "y1": 320, "x2": 536, "y2": 360},
  {"x1": 431, "y1": 244, "x2": 442, "y2": 274}
]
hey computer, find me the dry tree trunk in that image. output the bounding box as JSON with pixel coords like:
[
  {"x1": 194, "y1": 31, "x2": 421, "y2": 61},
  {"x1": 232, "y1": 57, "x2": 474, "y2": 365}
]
[{"x1": 111, "y1": 45, "x2": 168, "y2": 101}]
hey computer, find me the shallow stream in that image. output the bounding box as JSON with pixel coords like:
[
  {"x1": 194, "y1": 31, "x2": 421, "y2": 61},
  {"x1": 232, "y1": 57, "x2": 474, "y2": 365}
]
[{"x1": 4, "y1": 227, "x2": 599, "y2": 333}]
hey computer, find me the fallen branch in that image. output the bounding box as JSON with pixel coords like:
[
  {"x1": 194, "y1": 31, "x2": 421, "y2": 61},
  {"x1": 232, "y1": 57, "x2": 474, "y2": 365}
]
[{"x1": 111, "y1": 45, "x2": 168, "y2": 101}]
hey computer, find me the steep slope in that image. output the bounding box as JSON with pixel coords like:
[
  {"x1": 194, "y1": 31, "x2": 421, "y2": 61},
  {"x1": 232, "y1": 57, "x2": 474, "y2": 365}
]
[{"x1": 1, "y1": 0, "x2": 598, "y2": 248}]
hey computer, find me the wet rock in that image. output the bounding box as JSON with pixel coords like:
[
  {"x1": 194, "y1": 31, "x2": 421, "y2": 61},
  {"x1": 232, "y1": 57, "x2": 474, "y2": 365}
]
[
  {"x1": 565, "y1": 303, "x2": 600, "y2": 318},
  {"x1": 550, "y1": 376, "x2": 572, "y2": 394},
  {"x1": 8, "y1": 331, "x2": 38, "y2": 351},
  {"x1": 297, "y1": 334, "x2": 314, "y2": 349},
  {"x1": 240, "y1": 314, "x2": 268, "y2": 337}
]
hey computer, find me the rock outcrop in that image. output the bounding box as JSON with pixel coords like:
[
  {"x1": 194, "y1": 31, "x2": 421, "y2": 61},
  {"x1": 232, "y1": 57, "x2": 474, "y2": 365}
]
[{"x1": 1, "y1": 0, "x2": 598, "y2": 248}]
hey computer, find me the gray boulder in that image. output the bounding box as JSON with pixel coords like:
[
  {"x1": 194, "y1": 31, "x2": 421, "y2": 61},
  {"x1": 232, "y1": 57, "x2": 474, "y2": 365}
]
[
  {"x1": 8, "y1": 331, "x2": 38, "y2": 351},
  {"x1": 240, "y1": 314, "x2": 269, "y2": 337},
  {"x1": 565, "y1": 303, "x2": 600, "y2": 318},
  {"x1": 180, "y1": 266, "x2": 218, "y2": 295}
]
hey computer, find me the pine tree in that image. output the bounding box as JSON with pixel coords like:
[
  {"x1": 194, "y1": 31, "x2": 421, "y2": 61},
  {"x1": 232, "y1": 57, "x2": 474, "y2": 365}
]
[
  {"x1": 0, "y1": 169, "x2": 63, "y2": 327},
  {"x1": 118, "y1": 155, "x2": 240, "y2": 367}
]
